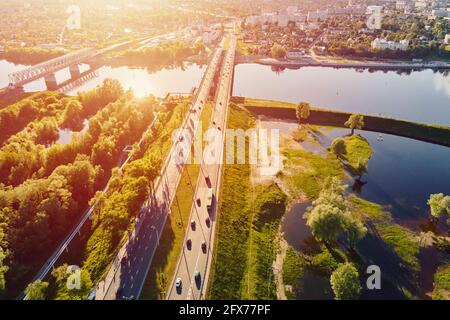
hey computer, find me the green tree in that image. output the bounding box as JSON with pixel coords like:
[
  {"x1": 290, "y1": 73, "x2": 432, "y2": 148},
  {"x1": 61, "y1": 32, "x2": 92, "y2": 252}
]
[
  {"x1": 296, "y1": 102, "x2": 311, "y2": 124},
  {"x1": 345, "y1": 215, "x2": 367, "y2": 250},
  {"x1": 428, "y1": 193, "x2": 450, "y2": 224},
  {"x1": 305, "y1": 204, "x2": 347, "y2": 244},
  {"x1": 330, "y1": 138, "x2": 346, "y2": 157},
  {"x1": 330, "y1": 263, "x2": 362, "y2": 300},
  {"x1": 345, "y1": 114, "x2": 364, "y2": 135},
  {"x1": 63, "y1": 100, "x2": 83, "y2": 130},
  {"x1": 271, "y1": 44, "x2": 286, "y2": 59},
  {"x1": 25, "y1": 280, "x2": 49, "y2": 300},
  {"x1": 0, "y1": 227, "x2": 7, "y2": 297},
  {"x1": 51, "y1": 264, "x2": 93, "y2": 300}
]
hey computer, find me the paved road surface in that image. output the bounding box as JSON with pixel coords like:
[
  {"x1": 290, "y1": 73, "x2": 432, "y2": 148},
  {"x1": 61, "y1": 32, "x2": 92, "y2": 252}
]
[
  {"x1": 95, "y1": 45, "x2": 225, "y2": 300},
  {"x1": 166, "y1": 37, "x2": 237, "y2": 300}
]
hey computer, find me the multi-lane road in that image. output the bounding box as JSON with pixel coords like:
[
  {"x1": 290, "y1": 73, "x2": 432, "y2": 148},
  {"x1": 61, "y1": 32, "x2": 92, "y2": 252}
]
[
  {"x1": 166, "y1": 37, "x2": 237, "y2": 300},
  {"x1": 95, "y1": 44, "x2": 225, "y2": 300}
]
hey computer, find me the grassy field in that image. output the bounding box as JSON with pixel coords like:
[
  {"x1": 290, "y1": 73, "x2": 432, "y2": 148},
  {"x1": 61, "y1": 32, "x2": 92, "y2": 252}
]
[
  {"x1": 233, "y1": 97, "x2": 450, "y2": 147},
  {"x1": 350, "y1": 196, "x2": 420, "y2": 272},
  {"x1": 342, "y1": 135, "x2": 372, "y2": 168},
  {"x1": 140, "y1": 102, "x2": 213, "y2": 299},
  {"x1": 242, "y1": 183, "x2": 287, "y2": 300},
  {"x1": 207, "y1": 104, "x2": 255, "y2": 299},
  {"x1": 338, "y1": 134, "x2": 373, "y2": 175},
  {"x1": 207, "y1": 104, "x2": 290, "y2": 300},
  {"x1": 282, "y1": 246, "x2": 305, "y2": 300},
  {"x1": 280, "y1": 148, "x2": 343, "y2": 200}
]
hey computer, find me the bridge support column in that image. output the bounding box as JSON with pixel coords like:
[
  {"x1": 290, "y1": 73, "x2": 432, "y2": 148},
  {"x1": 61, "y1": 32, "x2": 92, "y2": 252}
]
[
  {"x1": 44, "y1": 73, "x2": 58, "y2": 91},
  {"x1": 69, "y1": 64, "x2": 81, "y2": 79}
]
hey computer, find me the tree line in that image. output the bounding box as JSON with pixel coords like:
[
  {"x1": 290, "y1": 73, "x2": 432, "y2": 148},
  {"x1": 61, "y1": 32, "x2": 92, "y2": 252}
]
[
  {"x1": 0, "y1": 79, "x2": 160, "y2": 297},
  {"x1": 118, "y1": 41, "x2": 206, "y2": 72}
]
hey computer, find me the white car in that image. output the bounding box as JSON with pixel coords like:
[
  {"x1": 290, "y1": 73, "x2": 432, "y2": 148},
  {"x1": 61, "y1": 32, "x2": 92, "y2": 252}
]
[{"x1": 176, "y1": 278, "x2": 182, "y2": 289}]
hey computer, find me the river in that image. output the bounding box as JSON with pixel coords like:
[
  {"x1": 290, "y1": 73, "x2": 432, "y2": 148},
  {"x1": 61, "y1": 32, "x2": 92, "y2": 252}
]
[
  {"x1": 0, "y1": 59, "x2": 205, "y2": 98},
  {"x1": 234, "y1": 63, "x2": 450, "y2": 126}
]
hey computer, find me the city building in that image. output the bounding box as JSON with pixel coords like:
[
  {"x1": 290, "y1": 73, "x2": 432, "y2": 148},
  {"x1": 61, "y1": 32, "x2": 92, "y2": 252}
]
[
  {"x1": 396, "y1": 1, "x2": 407, "y2": 10},
  {"x1": 431, "y1": 8, "x2": 450, "y2": 18},
  {"x1": 307, "y1": 10, "x2": 328, "y2": 22},
  {"x1": 286, "y1": 49, "x2": 305, "y2": 60},
  {"x1": 371, "y1": 38, "x2": 409, "y2": 50}
]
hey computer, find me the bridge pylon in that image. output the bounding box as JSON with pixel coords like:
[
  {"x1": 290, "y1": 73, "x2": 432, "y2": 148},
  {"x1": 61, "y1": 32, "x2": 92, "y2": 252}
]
[
  {"x1": 44, "y1": 73, "x2": 58, "y2": 91},
  {"x1": 69, "y1": 64, "x2": 81, "y2": 79}
]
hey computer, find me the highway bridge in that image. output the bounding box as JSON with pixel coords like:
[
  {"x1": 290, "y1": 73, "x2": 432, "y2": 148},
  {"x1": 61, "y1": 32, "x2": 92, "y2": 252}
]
[
  {"x1": 95, "y1": 43, "x2": 227, "y2": 300},
  {"x1": 167, "y1": 36, "x2": 237, "y2": 301}
]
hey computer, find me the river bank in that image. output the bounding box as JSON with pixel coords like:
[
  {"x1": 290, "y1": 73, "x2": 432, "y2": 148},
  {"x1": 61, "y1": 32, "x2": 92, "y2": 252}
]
[{"x1": 235, "y1": 55, "x2": 450, "y2": 71}]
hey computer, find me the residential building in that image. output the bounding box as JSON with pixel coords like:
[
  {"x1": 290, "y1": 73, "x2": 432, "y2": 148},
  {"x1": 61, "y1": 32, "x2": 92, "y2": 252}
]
[
  {"x1": 431, "y1": 9, "x2": 450, "y2": 18},
  {"x1": 307, "y1": 10, "x2": 328, "y2": 22},
  {"x1": 286, "y1": 49, "x2": 305, "y2": 60},
  {"x1": 371, "y1": 38, "x2": 409, "y2": 50}
]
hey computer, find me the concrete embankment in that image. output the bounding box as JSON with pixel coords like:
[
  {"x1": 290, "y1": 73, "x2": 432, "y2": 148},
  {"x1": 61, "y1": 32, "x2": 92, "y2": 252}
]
[
  {"x1": 232, "y1": 97, "x2": 450, "y2": 147},
  {"x1": 235, "y1": 55, "x2": 450, "y2": 70}
]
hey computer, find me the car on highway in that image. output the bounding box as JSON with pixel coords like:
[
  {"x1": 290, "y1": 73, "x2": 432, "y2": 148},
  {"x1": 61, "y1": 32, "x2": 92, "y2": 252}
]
[
  {"x1": 187, "y1": 238, "x2": 192, "y2": 250},
  {"x1": 176, "y1": 278, "x2": 182, "y2": 293},
  {"x1": 206, "y1": 188, "x2": 215, "y2": 212},
  {"x1": 191, "y1": 220, "x2": 196, "y2": 230},
  {"x1": 201, "y1": 241, "x2": 207, "y2": 253},
  {"x1": 205, "y1": 176, "x2": 211, "y2": 187},
  {"x1": 194, "y1": 271, "x2": 201, "y2": 289},
  {"x1": 205, "y1": 217, "x2": 211, "y2": 227}
]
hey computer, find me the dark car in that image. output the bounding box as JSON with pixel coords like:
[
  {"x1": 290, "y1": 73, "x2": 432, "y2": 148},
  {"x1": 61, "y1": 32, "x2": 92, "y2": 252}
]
[
  {"x1": 194, "y1": 271, "x2": 201, "y2": 289},
  {"x1": 205, "y1": 176, "x2": 211, "y2": 187},
  {"x1": 205, "y1": 217, "x2": 211, "y2": 228},
  {"x1": 201, "y1": 241, "x2": 207, "y2": 253},
  {"x1": 186, "y1": 238, "x2": 192, "y2": 250},
  {"x1": 191, "y1": 220, "x2": 196, "y2": 230}
]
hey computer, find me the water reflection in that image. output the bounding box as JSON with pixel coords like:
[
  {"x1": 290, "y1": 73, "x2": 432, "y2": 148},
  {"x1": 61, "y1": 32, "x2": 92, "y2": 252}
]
[
  {"x1": 57, "y1": 119, "x2": 89, "y2": 145},
  {"x1": 234, "y1": 64, "x2": 450, "y2": 126},
  {"x1": 433, "y1": 72, "x2": 450, "y2": 98},
  {"x1": 0, "y1": 59, "x2": 205, "y2": 98}
]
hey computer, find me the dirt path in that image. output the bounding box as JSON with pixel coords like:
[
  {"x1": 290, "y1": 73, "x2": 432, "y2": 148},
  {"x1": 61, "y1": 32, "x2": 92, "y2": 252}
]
[{"x1": 274, "y1": 234, "x2": 288, "y2": 300}]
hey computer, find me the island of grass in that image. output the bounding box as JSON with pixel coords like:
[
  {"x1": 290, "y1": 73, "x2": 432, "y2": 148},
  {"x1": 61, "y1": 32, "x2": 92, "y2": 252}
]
[{"x1": 331, "y1": 134, "x2": 373, "y2": 176}]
